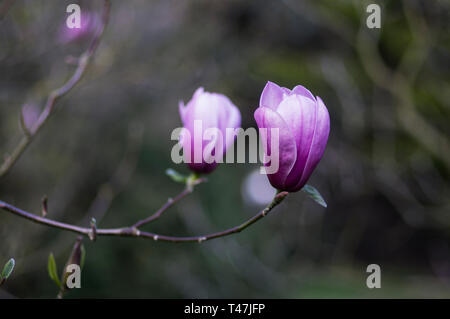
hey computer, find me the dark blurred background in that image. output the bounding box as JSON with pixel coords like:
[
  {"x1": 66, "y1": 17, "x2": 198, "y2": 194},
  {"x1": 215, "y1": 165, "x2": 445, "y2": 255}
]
[{"x1": 1, "y1": 0, "x2": 449, "y2": 298}]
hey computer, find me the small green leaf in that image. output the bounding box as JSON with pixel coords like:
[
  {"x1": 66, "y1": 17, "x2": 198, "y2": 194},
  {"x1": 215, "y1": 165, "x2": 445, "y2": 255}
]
[
  {"x1": 1, "y1": 258, "x2": 15, "y2": 280},
  {"x1": 48, "y1": 253, "x2": 61, "y2": 288},
  {"x1": 302, "y1": 184, "x2": 327, "y2": 208},
  {"x1": 165, "y1": 168, "x2": 187, "y2": 183}
]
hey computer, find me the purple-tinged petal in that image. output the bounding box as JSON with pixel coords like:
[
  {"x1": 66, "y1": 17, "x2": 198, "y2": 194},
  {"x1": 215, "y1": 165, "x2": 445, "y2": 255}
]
[
  {"x1": 192, "y1": 87, "x2": 204, "y2": 100},
  {"x1": 254, "y1": 107, "x2": 297, "y2": 190},
  {"x1": 179, "y1": 87, "x2": 204, "y2": 125},
  {"x1": 291, "y1": 96, "x2": 330, "y2": 191},
  {"x1": 222, "y1": 98, "x2": 241, "y2": 152},
  {"x1": 259, "y1": 81, "x2": 285, "y2": 110},
  {"x1": 227, "y1": 103, "x2": 241, "y2": 130},
  {"x1": 214, "y1": 94, "x2": 233, "y2": 133},
  {"x1": 292, "y1": 85, "x2": 315, "y2": 101},
  {"x1": 276, "y1": 95, "x2": 317, "y2": 189},
  {"x1": 178, "y1": 87, "x2": 241, "y2": 175},
  {"x1": 281, "y1": 87, "x2": 292, "y2": 95},
  {"x1": 190, "y1": 92, "x2": 221, "y2": 130},
  {"x1": 187, "y1": 162, "x2": 218, "y2": 174}
]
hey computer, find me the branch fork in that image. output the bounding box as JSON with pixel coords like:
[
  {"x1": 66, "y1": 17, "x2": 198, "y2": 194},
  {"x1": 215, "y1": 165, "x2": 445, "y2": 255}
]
[{"x1": 0, "y1": 184, "x2": 289, "y2": 244}]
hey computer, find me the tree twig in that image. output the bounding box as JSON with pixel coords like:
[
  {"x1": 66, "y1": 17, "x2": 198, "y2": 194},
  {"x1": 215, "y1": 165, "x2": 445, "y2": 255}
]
[
  {"x1": 131, "y1": 188, "x2": 193, "y2": 228},
  {"x1": 0, "y1": 192, "x2": 288, "y2": 244},
  {"x1": 132, "y1": 177, "x2": 207, "y2": 229},
  {"x1": 0, "y1": 0, "x2": 111, "y2": 178}
]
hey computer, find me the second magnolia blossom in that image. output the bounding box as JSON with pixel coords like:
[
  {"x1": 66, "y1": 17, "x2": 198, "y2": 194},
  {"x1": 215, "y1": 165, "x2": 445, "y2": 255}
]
[
  {"x1": 178, "y1": 87, "x2": 241, "y2": 174},
  {"x1": 255, "y1": 81, "x2": 330, "y2": 192}
]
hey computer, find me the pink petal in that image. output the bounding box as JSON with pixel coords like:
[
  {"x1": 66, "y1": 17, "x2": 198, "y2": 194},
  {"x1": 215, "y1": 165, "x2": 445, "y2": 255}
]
[
  {"x1": 292, "y1": 96, "x2": 330, "y2": 191},
  {"x1": 276, "y1": 95, "x2": 317, "y2": 189},
  {"x1": 254, "y1": 107, "x2": 297, "y2": 190},
  {"x1": 291, "y1": 85, "x2": 315, "y2": 101},
  {"x1": 259, "y1": 81, "x2": 285, "y2": 110}
]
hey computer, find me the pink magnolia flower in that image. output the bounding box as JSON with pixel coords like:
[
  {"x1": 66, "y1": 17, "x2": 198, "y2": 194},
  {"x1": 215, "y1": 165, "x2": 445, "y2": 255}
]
[
  {"x1": 254, "y1": 81, "x2": 330, "y2": 192},
  {"x1": 179, "y1": 88, "x2": 241, "y2": 174}
]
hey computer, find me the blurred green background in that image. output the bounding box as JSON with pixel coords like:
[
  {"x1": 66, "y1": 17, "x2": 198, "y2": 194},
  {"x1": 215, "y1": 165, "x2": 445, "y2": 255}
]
[{"x1": 1, "y1": 0, "x2": 449, "y2": 298}]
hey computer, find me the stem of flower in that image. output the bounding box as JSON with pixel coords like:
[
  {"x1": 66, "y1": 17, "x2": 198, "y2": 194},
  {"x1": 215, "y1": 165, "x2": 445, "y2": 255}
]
[
  {"x1": 132, "y1": 176, "x2": 207, "y2": 228},
  {"x1": 132, "y1": 188, "x2": 192, "y2": 229},
  {"x1": 0, "y1": 191, "x2": 288, "y2": 244}
]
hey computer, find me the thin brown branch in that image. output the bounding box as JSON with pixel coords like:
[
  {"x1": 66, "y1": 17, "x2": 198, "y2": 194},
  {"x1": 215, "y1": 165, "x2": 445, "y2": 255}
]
[
  {"x1": 132, "y1": 177, "x2": 207, "y2": 229},
  {"x1": 0, "y1": 200, "x2": 91, "y2": 235},
  {"x1": 132, "y1": 188, "x2": 193, "y2": 228},
  {"x1": 131, "y1": 178, "x2": 206, "y2": 228},
  {"x1": 0, "y1": 0, "x2": 111, "y2": 178},
  {"x1": 0, "y1": 192, "x2": 288, "y2": 244}
]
